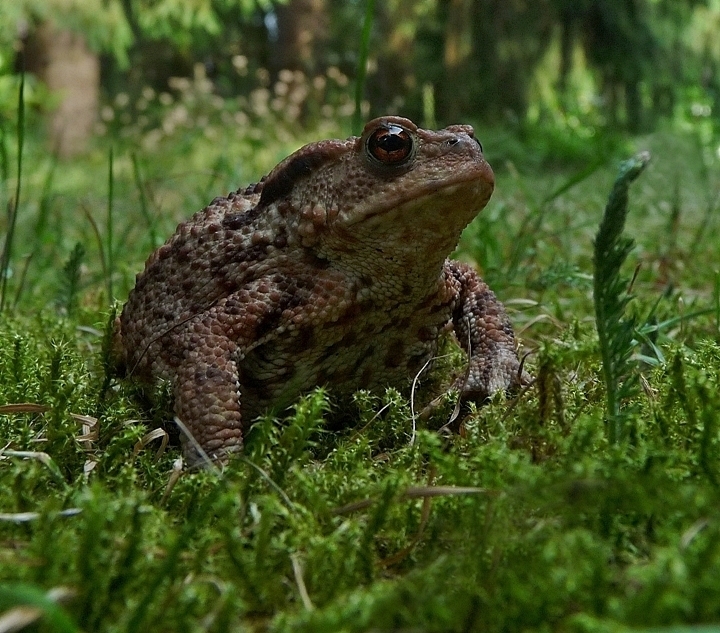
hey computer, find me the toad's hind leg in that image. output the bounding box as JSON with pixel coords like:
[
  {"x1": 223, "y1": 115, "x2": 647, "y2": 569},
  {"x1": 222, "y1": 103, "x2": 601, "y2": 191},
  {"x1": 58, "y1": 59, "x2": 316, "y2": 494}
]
[{"x1": 174, "y1": 343, "x2": 244, "y2": 465}]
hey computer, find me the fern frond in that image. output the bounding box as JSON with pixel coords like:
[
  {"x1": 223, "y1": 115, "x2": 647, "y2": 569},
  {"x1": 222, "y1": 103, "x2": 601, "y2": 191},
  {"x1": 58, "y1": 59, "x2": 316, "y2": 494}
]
[{"x1": 593, "y1": 152, "x2": 650, "y2": 444}]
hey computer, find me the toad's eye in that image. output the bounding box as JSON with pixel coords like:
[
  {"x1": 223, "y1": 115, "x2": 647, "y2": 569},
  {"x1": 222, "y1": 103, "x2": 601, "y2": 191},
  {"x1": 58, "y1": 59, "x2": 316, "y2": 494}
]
[{"x1": 366, "y1": 125, "x2": 414, "y2": 166}]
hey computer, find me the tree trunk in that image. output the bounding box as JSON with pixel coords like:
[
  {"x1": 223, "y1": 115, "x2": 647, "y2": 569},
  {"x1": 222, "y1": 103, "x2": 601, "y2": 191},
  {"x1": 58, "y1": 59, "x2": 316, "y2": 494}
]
[
  {"x1": 441, "y1": 0, "x2": 473, "y2": 123},
  {"x1": 272, "y1": 0, "x2": 328, "y2": 74},
  {"x1": 370, "y1": 0, "x2": 421, "y2": 121},
  {"x1": 25, "y1": 22, "x2": 99, "y2": 158}
]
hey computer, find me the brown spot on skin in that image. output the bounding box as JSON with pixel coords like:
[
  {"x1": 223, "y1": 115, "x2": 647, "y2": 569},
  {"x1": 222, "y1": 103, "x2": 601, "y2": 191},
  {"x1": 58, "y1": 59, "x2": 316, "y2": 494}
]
[
  {"x1": 418, "y1": 293, "x2": 439, "y2": 310},
  {"x1": 314, "y1": 369, "x2": 329, "y2": 387},
  {"x1": 318, "y1": 339, "x2": 345, "y2": 364},
  {"x1": 384, "y1": 339, "x2": 405, "y2": 369},
  {"x1": 341, "y1": 331, "x2": 358, "y2": 348},
  {"x1": 259, "y1": 143, "x2": 345, "y2": 208},
  {"x1": 333, "y1": 348, "x2": 368, "y2": 388},
  {"x1": 359, "y1": 366, "x2": 374, "y2": 388},
  {"x1": 293, "y1": 326, "x2": 315, "y2": 352},
  {"x1": 223, "y1": 208, "x2": 261, "y2": 230},
  {"x1": 210, "y1": 243, "x2": 270, "y2": 275},
  {"x1": 239, "y1": 368, "x2": 272, "y2": 402},
  {"x1": 324, "y1": 302, "x2": 361, "y2": 329},
  {"x1": 417, "y1": 326, "x2": 434, "y2": 342},
  {"x1": 252, "y1": 309, "x2": 285, "y2": 344},
  {"x1": 429, "y1": 302, "x2": 449, "y2": 314},
  {"x1": 274, "y1": 233, "x2": 288, "y2": 248},
  {"x1": 303, "y1": 252, "x2": 331, "y2": 270}
]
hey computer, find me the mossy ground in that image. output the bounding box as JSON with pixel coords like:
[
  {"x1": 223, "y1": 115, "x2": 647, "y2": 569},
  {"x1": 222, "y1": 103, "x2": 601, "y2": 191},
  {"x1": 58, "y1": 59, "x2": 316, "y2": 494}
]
[{"x1": 1, "y1": 120, "x2": 720, "y2": 632}]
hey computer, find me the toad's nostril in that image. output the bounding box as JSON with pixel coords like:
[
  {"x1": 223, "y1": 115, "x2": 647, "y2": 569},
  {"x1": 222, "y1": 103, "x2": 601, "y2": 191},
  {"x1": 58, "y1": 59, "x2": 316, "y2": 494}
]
[
  {"x1": 445, "y1": 135, "x2": 483, "y2": 154},
  {"x1": 469, "y1": 132, "x2": 483, "y2": 152}
]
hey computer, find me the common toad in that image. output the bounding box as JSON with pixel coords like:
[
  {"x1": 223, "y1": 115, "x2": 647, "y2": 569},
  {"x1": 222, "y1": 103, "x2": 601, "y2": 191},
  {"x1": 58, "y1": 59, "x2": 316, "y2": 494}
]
[{"x1": 118, "y1": 116, "x2": 527, "y2": 463}]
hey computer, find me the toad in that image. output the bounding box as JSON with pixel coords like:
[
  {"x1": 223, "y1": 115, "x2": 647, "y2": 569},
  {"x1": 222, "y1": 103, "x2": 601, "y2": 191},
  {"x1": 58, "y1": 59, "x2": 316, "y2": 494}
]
[{"x1": 118, "y1": 116, "x2": 527, "y2": 463}]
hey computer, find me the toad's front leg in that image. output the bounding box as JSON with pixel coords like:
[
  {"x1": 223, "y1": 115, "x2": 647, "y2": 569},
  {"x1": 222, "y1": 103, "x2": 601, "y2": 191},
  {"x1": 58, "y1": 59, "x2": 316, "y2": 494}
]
[
  {"x1": 167, "y1": 272, "x2": 351, "y2": 464},
  {"x1": 445, "y1": 260, "x2": 529, "y2": 402},
  {"x1": 174, "y1": 341, "x2": 244, "y2": 465},
  {"x1": 168, "y1": 285, "x2": 286, "y2": 465},
  {"x1": 172, "y1": 309, "x2": 247, "y2": 464}
]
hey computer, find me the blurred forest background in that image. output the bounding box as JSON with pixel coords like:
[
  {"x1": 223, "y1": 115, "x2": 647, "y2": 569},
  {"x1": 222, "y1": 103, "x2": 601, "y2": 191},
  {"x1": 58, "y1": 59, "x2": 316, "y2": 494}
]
[
  {"x1": 1, "y1": 0, "x2": 720, "y2": 309},
  {"x1": 1, "y1": 0, "x2": 719, "y2": 160}
]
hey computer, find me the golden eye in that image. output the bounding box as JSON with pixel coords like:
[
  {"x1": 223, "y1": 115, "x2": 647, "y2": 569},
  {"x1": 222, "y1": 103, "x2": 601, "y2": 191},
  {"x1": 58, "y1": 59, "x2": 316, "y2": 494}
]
[{"x1": 366, "y1": 124, "x2": 414, "y2": 165}]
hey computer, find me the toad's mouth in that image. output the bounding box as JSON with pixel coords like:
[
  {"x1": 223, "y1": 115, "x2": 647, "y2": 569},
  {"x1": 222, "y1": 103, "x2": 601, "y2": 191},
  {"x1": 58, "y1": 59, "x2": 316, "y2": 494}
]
[{"x1": 343, "y1": 166, "x2": 494, "y2": 228}]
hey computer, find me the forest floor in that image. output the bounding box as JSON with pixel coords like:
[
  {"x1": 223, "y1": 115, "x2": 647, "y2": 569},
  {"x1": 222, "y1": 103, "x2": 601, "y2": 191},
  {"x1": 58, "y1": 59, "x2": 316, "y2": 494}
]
[{"x1": 1, "y1": 116, "x2": 720, "y2": 633}]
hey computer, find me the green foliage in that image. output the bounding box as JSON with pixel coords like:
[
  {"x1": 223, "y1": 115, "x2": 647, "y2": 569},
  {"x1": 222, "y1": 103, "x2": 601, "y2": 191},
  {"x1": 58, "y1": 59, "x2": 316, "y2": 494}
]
[
  {"x1": 0, "y1": 0, "x2": 277, "y2": 68},
  {"x1": 0, "y1": 0, "x2": 133, "y2": 65},
  {"x1": 132, "y1": 0, "x2": 277, "y2": 50}
]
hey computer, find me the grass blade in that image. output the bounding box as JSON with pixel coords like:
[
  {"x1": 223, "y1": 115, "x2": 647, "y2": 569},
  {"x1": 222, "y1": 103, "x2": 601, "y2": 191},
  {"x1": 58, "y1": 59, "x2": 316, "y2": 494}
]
[
  {"x1": 0, "y1": 583, "x2": 79, "y2": 633},
  {"x1": 505, "y1": 158, "x2": 605, "y2": 282},
  {"x1": 106, "y1": 146, "x2": 114, "y2": 302},
  {"x1": 130, "y1": 151, "x2": 158, "y2": 248},
  {"x1": 0, "y1": 119, "x2": 8, "y2": 200},
  {"x1": 0, "y1": 69, "x2": 25, "y2": 312}
]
